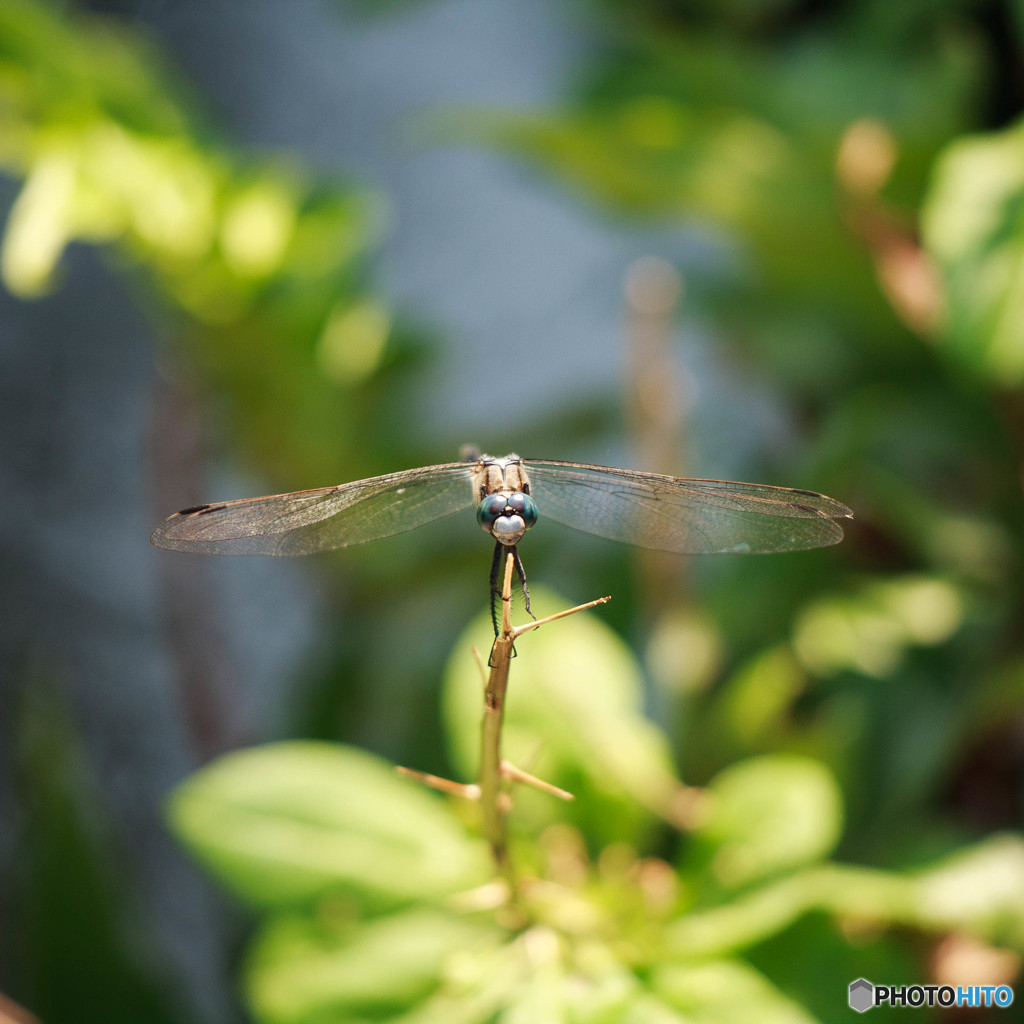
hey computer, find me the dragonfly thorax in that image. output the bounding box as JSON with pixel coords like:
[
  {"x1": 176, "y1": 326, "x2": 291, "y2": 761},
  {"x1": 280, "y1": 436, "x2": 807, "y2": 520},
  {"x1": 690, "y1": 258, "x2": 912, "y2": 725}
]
[
  {"x1": 472, "y1": 453, "x2": 530, "y2": 498},
  {"x1": 476, "y1": 491, "x2": 539, "y2": 546}
]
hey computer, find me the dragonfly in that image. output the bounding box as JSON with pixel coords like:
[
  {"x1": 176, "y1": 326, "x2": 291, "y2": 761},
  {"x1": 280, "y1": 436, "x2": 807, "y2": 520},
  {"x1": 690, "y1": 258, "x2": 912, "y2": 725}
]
[{"x1": 151, "y1": 447, "x2": 852, "y2": 633}]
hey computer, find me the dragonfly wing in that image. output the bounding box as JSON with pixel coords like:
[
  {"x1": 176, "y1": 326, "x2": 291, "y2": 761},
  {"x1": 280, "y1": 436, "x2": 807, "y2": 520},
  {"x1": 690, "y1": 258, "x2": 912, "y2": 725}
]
[
  {"x1": 524, "y1": 459, "x2": 852, "y2": 554},
  {"x1": 150, "y1": 461, "x2": 477, "y2": 555}
]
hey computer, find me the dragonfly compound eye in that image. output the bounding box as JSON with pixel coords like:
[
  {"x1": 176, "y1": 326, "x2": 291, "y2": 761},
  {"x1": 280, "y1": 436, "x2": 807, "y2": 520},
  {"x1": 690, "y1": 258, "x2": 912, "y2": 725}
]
[
  {"x1": 506, "y1": 492, "x2": 538, "y2": 529},
  {"x1": 476, "y1": 493, "x2": 508, "y2": 533}
]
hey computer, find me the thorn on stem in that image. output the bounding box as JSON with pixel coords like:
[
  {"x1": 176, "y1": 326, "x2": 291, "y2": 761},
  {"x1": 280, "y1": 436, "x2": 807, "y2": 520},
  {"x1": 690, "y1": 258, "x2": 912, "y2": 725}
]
[
  {"x1": 501, "y1": 759, "x2": 575, "y2": 801},
  {"x1": 395, "y1": 765, "x2": 480, "y2": 800}
]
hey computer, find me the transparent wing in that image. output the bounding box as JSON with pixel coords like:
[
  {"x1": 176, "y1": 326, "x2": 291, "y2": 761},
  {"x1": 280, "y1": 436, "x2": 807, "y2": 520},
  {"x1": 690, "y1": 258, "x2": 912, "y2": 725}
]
[
  {"x1": 150, "y1": 461, "x2": 477, "y2": 555},
  {"x1": 524, "y1": 459, "x2": 852, "y2": 554}
]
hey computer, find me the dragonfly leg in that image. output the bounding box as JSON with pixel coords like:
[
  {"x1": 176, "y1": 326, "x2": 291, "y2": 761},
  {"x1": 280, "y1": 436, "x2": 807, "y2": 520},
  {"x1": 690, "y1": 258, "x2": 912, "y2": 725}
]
[
  {"x1": 512, "y1": 545, "x2": 536, "y2": 622},
  {"x1": 488, "y1": 540, "x2": 503, "y2": 638}
]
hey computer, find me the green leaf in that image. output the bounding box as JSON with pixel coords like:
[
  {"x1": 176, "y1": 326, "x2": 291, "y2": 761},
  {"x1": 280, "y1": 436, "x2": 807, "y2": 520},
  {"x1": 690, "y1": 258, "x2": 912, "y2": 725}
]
[
  {"x1": 442, "y1": 586, "x2": 682, "y2": 840},
  {"x1": 168, "y1": 741, "x2": 490, "y2": 909},
  {"x1": 792, "y1": 575, "x2": 965, "y2": 679},
  {"x1": 497, "y1": 957, "x2": 566, "y2": 1024},
  {"x1": 246, "y1": 908, "x2": 500, "y2": 1024},
  {"x1": 922, "y1": 116, "x2": 1024, "y2": 385},
  {"x1": 652, "y1": 959, "x2": 820, "y2": 1024},
  {"x1": 910, "y1": 835, "x2": 1024, "y2": 949},
  {"x1": 665, "y1": 840, "x2": 1024, "y2": 959},
  {"x1": 689, "y1": 756, "x2": 843, "y2": 888},
  {"x1": 665, "y1": 872, "x2": 825, "y2": 958}
]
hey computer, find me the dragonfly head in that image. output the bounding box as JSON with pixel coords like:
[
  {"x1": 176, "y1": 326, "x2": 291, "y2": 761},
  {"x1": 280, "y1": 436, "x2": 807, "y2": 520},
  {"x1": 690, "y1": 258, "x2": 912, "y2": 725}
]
[{"x1": 476, "y1": 491, "x2": 538, "y2": 546}]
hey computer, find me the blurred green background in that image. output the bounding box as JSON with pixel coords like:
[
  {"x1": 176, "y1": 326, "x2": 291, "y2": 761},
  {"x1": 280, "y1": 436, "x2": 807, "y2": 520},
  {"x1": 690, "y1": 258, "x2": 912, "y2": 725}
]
[{"x1": 2, "y1": 0, "x2": 1024, "y2": 1021}]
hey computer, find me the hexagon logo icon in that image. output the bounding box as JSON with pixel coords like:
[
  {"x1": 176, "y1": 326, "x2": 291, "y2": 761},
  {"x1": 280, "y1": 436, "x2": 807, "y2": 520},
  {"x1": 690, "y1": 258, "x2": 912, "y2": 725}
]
[{"x1": 849, "y1": 978, "x2": 874, "y2": 1013}]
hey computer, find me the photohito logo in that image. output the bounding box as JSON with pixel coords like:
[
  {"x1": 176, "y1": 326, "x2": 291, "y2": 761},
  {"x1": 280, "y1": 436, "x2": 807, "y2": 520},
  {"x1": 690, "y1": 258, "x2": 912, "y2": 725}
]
[{"x1": 848, "y1": 978, "x2": 1015, "y2": 1012}]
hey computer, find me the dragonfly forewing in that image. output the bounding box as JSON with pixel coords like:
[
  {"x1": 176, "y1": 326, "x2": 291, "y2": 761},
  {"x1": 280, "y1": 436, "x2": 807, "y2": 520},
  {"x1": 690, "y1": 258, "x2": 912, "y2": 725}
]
[
  {"x1": 150, "y1": 452, "x2": 852, "y2": 557},
  {"x1": 523, "y1": 460, "x2": 852, "y2": 554},
  {"x1": 150, "y1": 462, "x2": 477, "y2": 555}
]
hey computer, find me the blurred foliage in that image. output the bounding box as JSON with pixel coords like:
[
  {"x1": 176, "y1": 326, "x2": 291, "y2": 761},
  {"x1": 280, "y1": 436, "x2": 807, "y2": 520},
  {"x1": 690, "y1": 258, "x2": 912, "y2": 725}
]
[
  {"x1": 9, "y1": 675, "x2": 180, "y2": 1024},
  {"x1": 170, "y1": 604, "x2": 1024, "y2": 1023},
  {"x1": 0, "y1": 0, "x2": 405, "y2": 491},
  {"x1": 5, "y1": 0, "x2": 1024, "y2": 1021},
  {"x1": 456, "y1": 0, "x2": 1024, "y2": 848},
  {"x1": 923, "y1": 115, "x2": 1024, "y2": 385}
]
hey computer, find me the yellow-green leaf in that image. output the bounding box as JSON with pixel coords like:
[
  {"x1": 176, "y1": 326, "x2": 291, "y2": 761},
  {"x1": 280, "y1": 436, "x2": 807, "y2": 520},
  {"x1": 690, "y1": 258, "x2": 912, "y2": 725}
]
[{"x1": 169, "y1": 741, "x2": 490, "y2": 909}]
